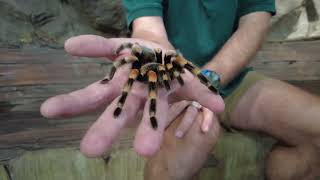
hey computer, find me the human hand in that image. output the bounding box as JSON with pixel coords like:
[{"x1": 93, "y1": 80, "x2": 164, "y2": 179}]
[
  {"x1": 167, "y1": 101, "x2": 215, "y2": 138},
  {"x1": 145, "y1": 104, "x2": 221, "y2": 180},
  {"x1": 40, "y1": 35, "x2": 224, "y2": 157}
]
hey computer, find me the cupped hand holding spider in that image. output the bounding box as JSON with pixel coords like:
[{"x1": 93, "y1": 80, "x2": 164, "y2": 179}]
[{"x1": 40, "y1": 35, "x2": 225, "y2": 157}]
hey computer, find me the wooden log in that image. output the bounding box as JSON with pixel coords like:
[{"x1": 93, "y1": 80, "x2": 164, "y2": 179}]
[
  {"x1": 0, "y1": 49, "x2": 111, "y2": 86},
  {"x1": 250, "y1": 40, "x2": 320, "y2": 95},
  {"x1": 254, "y1": 40, "x2": 320, "y2": 63},
  {"x1": 0, "y1": 111, "x2": 135, "y2": 161}
]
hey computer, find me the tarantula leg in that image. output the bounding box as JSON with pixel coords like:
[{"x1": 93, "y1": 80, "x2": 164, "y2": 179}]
[
  {"x1": 113, "y1": 69, "x2": 140, "y2": 117},
  {"x1": 115, "y1": 42, "x2": 134, "y2": 55},
  {"x1": 172, "y1": 58, "x2": 187, "y2": 85},
  {"x1": 163, "y1": 51, "x2": 184, "y2": 86},
  {"x1": 158, "y1": 65, "x2": 171, "y2": 90},
  {"x1": 147, "y1": 70, "x2": 158, "y2": 129},
  {"x1": 154, "y1": 48, "x2": 163, "y2": 64},
  {"x1": 174, "y1": 56, "x2": 218, "y2": 94},
  {"x1": 101, "y1": 55, "x2": 138, "y2": 84},
  {"x1": 131, "y1": 43, "x2": 143, "y2": 57},
  {"x1": 164, "y1": 51, "x2": 176, "y2": 79},
  {"x1": 173, "y1": 69, "x2": 185, "y2": 86}
]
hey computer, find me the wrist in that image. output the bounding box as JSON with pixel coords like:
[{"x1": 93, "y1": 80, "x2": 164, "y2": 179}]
[{"x1": 202, "y1": 61, "x2": 227, "y2": 85}]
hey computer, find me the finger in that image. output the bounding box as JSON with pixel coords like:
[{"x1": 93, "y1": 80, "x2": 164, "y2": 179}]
[
  {"x1": 179, "y1": 111, "x2": 220, "y2": 170},
  {"x1": 64, "y1": 35, "x2": 162, "y2": 59},
  {"x1": 134, "y1": 96, "x2": 169, "y2": 157},
  {"x1": 80, "y1": 93, "x2": 144, "y2": 157},
  {"x1": 175, "y1": 105, "x2": 199, "y2": 138},
  {"x1": 40, "y1": 81, "x2": 118, "y2": 118},
  {"x1": 40, "y1": 65, "x2": 130, "y2": 118},
  {"x1": 195, "y1": 90, "x2": 224, "y2": 113},
  {"x1": 201, "y1": 108, "x2": 214, "y2": 133},
  {"x1": 166, "y1": 100, "x2": 190, "y2": 125},
  {"x1": 184, "y1": 110, "x2": 220, "y2": 147},
  {"x1": 64, "y1": 35, "x2": 120, "y2": 59}
]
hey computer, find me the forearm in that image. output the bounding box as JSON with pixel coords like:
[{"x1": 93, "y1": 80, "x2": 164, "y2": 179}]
[
  {"x1": 131, "y1": 16, "x2": 175, "y2": 50},
  {"x1": 203, "y1": 12, "x2": 271, "y2": 86}
]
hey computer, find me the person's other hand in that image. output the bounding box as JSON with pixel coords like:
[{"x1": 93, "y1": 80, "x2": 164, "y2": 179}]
[
  {"x1": 40, "y1": 35, "x2": 224, "y2": 157},
  {"x1": 145, "y1": 105, "x2": 221, "y2": 180},
  {"x1": 167, "y1": 101, "x2": 215, "y2": 138}
]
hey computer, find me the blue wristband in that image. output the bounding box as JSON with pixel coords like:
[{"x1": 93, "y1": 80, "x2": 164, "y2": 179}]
[
  {"x1": 201, "y1": 69, "x2": 213, "y2": 77},
  {"x1": 201, "y1": 69, "x2": 221, "y2": 91}
]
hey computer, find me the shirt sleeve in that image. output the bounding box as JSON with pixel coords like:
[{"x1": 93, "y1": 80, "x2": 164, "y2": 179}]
[
  {"x1": 122, "y1": 0, "x2": 163, "y2": 28},
  {"x1": 237, "y1": 0, "x2": 276, "y2": 18}
]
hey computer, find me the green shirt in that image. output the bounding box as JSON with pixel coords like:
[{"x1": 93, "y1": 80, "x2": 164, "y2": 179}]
[{"x1": 123, "y1": 0, "x2": 276, "y2": 67}]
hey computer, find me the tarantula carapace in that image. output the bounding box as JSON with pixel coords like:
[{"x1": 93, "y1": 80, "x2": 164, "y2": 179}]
[{"x1": 100, "y1": 42, "x2": 218, "y2": 130}]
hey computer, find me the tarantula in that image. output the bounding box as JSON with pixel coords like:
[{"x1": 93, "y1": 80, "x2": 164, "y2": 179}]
[{"x1": 100, "y1": 43, "x2": 218, "y2": 130}]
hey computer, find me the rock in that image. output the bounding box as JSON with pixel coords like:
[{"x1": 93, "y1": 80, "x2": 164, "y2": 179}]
[
  {"x1": 268, "y1": 0, "x2": 320, "y2": 41},
  {"x1": 80, "y1": 0, "x2": 127, "y2": 36},
  {"x1": 0, "y1": 0, "x2": 126, "y2": 48}
]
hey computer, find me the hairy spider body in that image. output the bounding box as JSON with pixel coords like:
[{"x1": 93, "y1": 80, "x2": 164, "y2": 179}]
[{"x1": 101, "y1": 43, "x2": 218, "y2": 129}]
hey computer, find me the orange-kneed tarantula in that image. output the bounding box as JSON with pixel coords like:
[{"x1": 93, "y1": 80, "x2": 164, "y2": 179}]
[{"x1": 100, "y1": 43, "x2": 218, "y2": 130}]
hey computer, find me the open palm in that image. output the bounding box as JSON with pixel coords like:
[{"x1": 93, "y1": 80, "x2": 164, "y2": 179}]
[{"x1": 40, "y1": 35, "x2": 224, "y2": 157}]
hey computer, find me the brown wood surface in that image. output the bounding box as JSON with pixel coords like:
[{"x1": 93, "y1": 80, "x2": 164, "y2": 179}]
[{"x1": 0, "y1": 40, "x2": 319, "y2": 161}]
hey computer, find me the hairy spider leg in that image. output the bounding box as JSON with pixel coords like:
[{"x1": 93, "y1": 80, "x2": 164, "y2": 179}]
[
  {"x1": 115, "y1": 42, "x2": 134, "y2": 55},
  {"x1": 174, "y1": 56, "x2": 218, "y2": 94},
  {"x1": 164, "y1": 52, "x2": 175, "y2": 80},
  {"x1": 114, "y1": 42, "x2": 142, "y2": 60},
  {"x1": 100, "y1": 55, "x2": 138, "y2": 84},
  {"x1": 158, "y1": 64, "x2": 171, "y2": 90},
  {"x1": 171, "y1": 58, "x2": 185, "y2": 86},
  {"x1": 147, "y1": 70, "x2": 158, "y2": 129},
  {"x1": 113, "y1": 69, "x2": 140, "y2": 117},
  {"x1": 154, "y1": 48, "x2": 163, "y2": 64},
  {"x1": 163, "y1": 51, "x2": 184, "y2": 86}
]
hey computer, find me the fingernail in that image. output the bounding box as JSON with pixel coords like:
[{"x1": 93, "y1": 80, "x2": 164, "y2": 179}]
[{"x1": 175, "y1": 131, "x2": 183, "y2": 138}]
